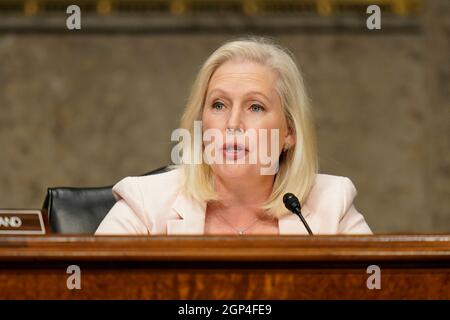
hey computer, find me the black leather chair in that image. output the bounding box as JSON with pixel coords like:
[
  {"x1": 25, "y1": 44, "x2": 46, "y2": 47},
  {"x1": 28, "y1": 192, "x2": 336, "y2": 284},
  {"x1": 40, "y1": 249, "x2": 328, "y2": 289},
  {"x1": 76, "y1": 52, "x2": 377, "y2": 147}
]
[{"x1": 42, "y1": 165, "x2": 172, "y2": 234}]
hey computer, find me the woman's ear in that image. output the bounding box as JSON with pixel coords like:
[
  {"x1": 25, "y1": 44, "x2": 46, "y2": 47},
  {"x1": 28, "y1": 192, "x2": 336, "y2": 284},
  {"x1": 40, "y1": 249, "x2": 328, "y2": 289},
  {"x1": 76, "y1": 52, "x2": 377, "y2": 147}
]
[{"x1": 284, "y1": 124, "x2": 296, "y2": 148}]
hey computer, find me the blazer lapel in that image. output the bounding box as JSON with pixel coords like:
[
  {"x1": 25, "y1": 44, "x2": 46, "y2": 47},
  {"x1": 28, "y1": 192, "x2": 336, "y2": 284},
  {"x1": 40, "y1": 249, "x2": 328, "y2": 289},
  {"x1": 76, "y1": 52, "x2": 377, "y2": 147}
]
[{"x1": 167, "y1": 192, "x2": 206, "y2": 235}]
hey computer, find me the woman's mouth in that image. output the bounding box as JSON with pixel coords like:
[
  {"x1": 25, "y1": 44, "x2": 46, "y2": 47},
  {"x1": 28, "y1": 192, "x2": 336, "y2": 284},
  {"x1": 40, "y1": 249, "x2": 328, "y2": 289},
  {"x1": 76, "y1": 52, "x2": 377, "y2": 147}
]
[{"x1": 222, "y1": 143, "x2": 248, "y2": 160}]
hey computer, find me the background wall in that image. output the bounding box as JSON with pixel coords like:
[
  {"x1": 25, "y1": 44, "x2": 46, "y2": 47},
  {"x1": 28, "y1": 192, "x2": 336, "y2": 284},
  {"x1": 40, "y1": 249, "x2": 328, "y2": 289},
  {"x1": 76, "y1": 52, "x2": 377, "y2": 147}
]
[{"x1": 0, "y1": 0, "x2": 448, "y2": 232}]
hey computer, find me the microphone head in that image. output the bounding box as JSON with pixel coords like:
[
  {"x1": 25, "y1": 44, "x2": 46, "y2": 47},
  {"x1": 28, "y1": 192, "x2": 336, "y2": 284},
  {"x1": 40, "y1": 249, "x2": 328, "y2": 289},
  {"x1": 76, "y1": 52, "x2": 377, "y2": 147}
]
[{"x1": 283, "y1": 193, "x2": 301, "y2": 213}]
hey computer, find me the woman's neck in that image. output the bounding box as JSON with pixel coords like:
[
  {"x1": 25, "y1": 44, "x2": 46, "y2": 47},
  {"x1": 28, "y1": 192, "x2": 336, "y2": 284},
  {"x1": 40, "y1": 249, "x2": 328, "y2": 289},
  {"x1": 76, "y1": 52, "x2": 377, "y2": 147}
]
[{"x1": 209, "y1": 174, "x2": 275, "y2": 223}]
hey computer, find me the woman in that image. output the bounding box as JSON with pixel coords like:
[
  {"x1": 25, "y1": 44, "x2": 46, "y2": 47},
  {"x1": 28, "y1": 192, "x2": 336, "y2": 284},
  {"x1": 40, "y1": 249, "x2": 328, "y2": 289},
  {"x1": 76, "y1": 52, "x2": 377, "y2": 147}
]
[{"x1": 95, "y1": 37, "x2": 372, "y2": 235}]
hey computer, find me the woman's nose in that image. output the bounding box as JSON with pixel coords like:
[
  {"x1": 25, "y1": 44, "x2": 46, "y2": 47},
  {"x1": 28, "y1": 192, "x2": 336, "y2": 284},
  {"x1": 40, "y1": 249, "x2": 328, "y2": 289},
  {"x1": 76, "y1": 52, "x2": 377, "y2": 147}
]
[{"x1": 226, "y1": 106, "x2": 244, "y2": 131}]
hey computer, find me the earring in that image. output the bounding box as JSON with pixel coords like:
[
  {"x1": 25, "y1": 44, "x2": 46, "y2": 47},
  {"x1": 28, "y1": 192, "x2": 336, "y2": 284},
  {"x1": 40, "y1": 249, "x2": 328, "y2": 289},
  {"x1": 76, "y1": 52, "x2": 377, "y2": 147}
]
[{"x1": 283, "y1": 143, "x2": 290, "y2": 152}]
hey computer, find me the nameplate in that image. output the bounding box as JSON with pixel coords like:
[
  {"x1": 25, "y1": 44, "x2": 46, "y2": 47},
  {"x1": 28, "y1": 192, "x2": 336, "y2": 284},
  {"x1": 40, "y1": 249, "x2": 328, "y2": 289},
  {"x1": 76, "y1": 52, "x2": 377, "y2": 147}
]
[{"x1": 0, "y1": 210, "x2": 46, "y2": 235}]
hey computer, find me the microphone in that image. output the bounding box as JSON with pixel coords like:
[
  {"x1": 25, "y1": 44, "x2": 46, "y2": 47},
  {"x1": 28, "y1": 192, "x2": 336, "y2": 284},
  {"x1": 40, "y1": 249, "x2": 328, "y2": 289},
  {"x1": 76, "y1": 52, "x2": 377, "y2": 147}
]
[{"x1": 283, "y1": 193, "x2": 313, "y2": 236}]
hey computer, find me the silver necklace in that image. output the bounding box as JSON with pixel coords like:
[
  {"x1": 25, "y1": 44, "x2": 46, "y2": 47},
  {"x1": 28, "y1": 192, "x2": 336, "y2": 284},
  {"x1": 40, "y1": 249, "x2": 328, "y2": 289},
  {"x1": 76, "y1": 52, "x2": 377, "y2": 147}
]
[{"x1": 215, "y1": 212, "x2": 260, "y2": 235}]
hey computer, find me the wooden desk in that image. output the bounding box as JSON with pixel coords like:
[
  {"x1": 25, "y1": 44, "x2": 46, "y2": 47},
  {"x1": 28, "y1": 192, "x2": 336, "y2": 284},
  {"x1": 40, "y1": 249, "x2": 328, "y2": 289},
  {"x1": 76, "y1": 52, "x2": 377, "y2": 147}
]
[{"x1": 0, "y1": 235, "x2": 449, "y2": 299}]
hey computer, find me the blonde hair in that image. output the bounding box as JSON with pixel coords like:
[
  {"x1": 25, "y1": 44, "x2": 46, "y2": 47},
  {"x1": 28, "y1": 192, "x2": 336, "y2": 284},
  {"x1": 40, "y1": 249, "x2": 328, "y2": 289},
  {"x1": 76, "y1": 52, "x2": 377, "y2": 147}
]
[{"x1": 177, "y1": 36, "x2": 318, "y2": 218}]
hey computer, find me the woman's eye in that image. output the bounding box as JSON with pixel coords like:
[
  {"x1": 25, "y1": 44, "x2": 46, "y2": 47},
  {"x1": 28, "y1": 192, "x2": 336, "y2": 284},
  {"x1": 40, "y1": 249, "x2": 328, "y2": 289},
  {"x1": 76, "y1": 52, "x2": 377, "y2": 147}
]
[
  {"x1": 212, "y1": 102, "x2": 225, "y2": 110},
  {"x1": 250, "y1": 104, "x2": 264, "y2": 112}
]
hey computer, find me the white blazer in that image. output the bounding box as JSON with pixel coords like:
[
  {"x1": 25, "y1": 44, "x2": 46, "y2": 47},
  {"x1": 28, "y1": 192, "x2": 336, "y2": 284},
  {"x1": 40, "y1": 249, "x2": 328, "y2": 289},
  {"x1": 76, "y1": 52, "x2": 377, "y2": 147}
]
[{"x1": 95, "y1": 169, "x2": 372, "y2": 235}]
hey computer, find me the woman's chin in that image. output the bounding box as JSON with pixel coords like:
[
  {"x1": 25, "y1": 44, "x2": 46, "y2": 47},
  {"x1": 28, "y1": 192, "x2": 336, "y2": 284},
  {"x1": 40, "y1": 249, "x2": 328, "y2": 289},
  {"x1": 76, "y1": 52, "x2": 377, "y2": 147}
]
[{"x1": 211, "y1": 163, "x2": 260, "y2": 180}]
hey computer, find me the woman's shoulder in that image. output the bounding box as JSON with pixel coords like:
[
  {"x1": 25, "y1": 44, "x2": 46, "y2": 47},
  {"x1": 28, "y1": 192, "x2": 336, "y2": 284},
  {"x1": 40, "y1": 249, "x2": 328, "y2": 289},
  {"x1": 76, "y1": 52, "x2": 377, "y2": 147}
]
[
  {"x1": 111, "y1": 167, "x2": 182, "y2": 204},
  {"x1": 306, "y1": 174, "x2": 371, "y2": 234},
  {"x1": 95, "y1": 167, "x2": 183, "y2": 235}
]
